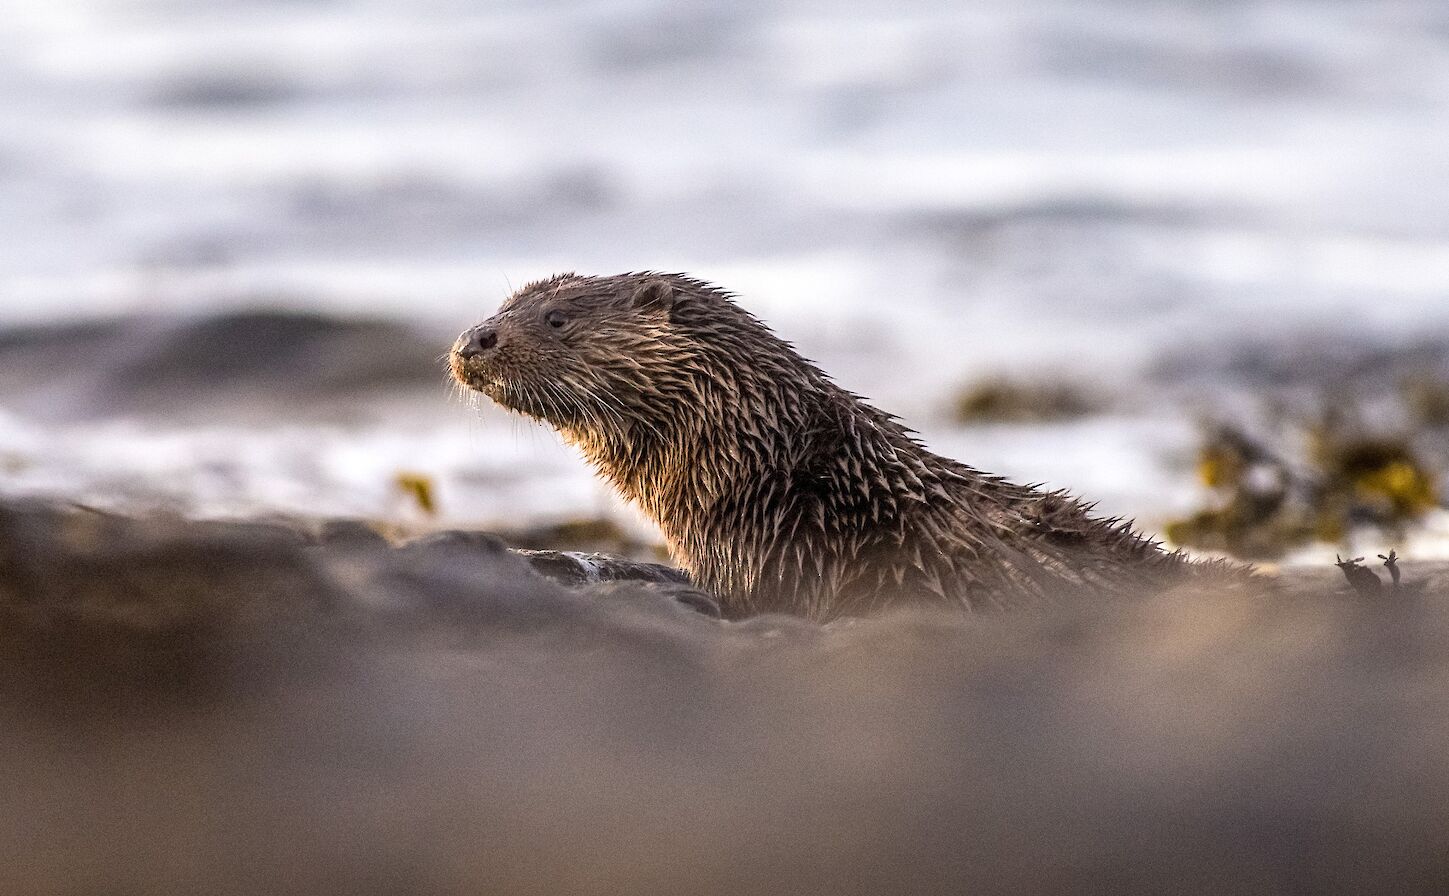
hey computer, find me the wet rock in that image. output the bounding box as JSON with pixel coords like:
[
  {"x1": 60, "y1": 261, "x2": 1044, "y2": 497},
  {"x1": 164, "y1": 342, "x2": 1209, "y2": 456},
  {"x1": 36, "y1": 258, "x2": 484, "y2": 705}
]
[
  {"x1": 0, "y1": 310, "x2": 444, "y2": 421},
  {"x1": 1155, "y1": 331, "x2": 1449, "y2": 395},
  {"x1": 518, "y1": 549, "x2": 718, "y2": 617},
  {"x1": 4, "y1": 497, "x2": 1449, "y2": 894}
]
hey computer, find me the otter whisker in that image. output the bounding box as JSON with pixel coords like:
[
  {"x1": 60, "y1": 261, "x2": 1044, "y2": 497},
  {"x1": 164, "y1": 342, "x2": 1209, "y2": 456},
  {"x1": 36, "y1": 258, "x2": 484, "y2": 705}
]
[
  {"x1": 569, "y1": 374, "x2": 653, "y2": 440},
  {"x1": 548, "y1": 374, "x2": 616, "y2": 435},
  {"x1": 545, "y1": 382, "x2": 577, "y2": 425},
  {"x1": 564, "y1": 375, "x2": 627, "y2": 432}
]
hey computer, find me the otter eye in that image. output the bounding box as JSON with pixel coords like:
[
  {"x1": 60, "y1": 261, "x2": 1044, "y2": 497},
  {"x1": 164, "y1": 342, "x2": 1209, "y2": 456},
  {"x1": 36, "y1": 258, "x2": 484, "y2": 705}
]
[{"x1": 545, "y1": 310, "x2": 567, "y2": 329}]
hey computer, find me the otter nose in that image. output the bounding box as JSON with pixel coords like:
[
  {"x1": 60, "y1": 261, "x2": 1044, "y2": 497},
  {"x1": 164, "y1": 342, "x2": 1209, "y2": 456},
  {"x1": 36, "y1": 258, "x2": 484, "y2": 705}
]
[{"x1": 457, "y1": 326, "x2": 498, "y2": 359}]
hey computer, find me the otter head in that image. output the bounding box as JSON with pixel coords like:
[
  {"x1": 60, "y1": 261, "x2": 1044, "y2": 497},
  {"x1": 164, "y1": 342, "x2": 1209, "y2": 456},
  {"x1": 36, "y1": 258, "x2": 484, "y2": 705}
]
[{"x1": 450, "y1": 272, "x2": 695, "y2": 439}]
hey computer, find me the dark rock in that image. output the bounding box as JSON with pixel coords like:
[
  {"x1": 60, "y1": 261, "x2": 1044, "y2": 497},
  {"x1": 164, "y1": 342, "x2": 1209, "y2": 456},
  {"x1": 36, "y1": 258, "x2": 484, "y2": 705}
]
[
  {"x1": 3, "y1": 497, "x2": 1449, "y2": 894},
  {"x1": 0, "y1": 310, "x2": 445, "y2": 420},
  {"x1": 516, "y1": 548, "x2": 714, "y2": 616},
  {"x1": 517, "y1": 548, "x2": 690, "y2": 587}
]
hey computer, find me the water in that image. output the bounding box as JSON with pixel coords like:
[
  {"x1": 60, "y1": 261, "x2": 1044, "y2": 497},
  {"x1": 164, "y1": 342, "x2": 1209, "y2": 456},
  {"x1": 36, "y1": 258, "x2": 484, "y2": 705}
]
[{"x1": 3, "y1": 0, "x2": 1449, "y2": 549}]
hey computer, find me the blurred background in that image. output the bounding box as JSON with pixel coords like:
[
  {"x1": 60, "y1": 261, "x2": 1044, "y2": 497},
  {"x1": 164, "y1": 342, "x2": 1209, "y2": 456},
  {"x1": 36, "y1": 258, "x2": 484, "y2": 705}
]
[{"x1": 3, "y1": 0, "x2": 1449, "y2": 562}]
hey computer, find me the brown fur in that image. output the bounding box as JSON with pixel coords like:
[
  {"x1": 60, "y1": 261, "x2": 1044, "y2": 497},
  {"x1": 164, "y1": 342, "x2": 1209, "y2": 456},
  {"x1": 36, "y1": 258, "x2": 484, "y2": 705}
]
[{"x1": 452, "y1": 272, "x2": 1236, "y2": 620}]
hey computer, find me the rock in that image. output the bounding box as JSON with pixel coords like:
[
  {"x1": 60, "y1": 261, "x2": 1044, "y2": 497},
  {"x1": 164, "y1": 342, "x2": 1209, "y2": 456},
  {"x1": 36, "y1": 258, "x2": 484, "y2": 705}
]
[
  {"x1": 3, "y1": 497, "x2": 1449, "y2": 894},
  {"x1": 0, "y1": 310, "x2": 445, "y2": 420}
]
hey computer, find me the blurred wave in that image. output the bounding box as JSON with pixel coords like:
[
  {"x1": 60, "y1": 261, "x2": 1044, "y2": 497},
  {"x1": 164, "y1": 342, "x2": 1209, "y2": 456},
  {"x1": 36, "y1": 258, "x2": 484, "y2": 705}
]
[
  {"x1": 3, "y1": 0, "x2": 1449, "y2": 543},
  {"x1": 7, "y1": 0, "x2": 1449, "y2": 336}
]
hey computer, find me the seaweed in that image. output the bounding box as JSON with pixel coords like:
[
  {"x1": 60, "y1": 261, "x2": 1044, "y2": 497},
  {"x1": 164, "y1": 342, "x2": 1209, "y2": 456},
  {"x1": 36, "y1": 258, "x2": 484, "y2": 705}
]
[
  {"x1": 950, "y1": 376, "x2": 1102, "y2": 424},
  {"x1": 1166, "y1": 409, "x2": 1442, "y2": 561},
  {"x1": 499, "y1": 517, "x2": 669, "y2": 562},
  {"x1": 393, "y1": 471, "x2": 438, "y2": 516},
  {"x1": 1335, "y1": 551, "x2": 1413, "y2": 597}
]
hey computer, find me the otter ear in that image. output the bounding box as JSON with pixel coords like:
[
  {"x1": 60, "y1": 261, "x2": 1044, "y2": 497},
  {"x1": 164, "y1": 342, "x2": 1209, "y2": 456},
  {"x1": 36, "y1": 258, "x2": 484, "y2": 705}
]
[{"x1": 630, "y1": 279, "x2": 676, "y2": 314}]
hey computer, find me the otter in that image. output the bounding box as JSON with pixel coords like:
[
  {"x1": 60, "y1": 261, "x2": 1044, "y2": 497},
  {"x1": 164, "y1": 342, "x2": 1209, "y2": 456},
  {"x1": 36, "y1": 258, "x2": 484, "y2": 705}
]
[{"x1": 451, "y1": 272, "x2": 1226, "y2": 620}]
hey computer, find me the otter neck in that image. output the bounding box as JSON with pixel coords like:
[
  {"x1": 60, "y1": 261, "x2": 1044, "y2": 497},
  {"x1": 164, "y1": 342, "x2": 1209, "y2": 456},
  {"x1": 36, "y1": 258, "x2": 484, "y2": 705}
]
[
  {"x1": 564, "y1": 357, "x2": 944, "y2": 608},
  {"x1": 579, "y1": 366, "x2": 812, "y2": 506},
  {"x1": 569, "y1": 356, "x2": 821, "y2": 567}
]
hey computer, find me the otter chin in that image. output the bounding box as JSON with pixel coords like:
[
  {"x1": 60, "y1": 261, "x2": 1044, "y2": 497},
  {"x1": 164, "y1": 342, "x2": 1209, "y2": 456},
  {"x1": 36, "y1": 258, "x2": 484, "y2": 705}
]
[{"x1": 451, "y1": 271, "x2": 1239, "y2": 620}]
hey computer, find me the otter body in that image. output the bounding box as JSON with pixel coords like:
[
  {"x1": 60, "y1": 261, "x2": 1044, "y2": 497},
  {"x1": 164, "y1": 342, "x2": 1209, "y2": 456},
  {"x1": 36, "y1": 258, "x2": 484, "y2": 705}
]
[{"x1": 452, "y1": 272, "x2": 1210, "y2": 620}]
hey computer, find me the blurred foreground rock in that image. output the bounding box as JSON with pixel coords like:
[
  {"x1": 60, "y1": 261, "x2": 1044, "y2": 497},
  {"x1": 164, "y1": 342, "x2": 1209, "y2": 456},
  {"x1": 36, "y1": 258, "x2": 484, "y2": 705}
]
[{"x1": 2, "y1": 499, "x2": 1449, "y2": 894}]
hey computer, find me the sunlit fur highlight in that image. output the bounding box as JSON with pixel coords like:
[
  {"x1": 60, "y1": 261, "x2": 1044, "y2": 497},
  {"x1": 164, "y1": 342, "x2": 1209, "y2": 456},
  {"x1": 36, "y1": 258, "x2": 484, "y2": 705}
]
[{"x1": 453, "y1": 272, "x2": 1229, "y2": 620}]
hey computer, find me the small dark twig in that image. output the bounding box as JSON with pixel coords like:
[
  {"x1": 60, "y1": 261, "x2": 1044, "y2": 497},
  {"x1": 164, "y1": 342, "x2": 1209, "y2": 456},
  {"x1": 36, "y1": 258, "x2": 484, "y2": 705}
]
[
  {"x1": 1336, "y1": 554, "x2": 1383, "y2": 597},
  {"x1": 1378, "y1": 550, "x2": 1401, "y2": 592}
]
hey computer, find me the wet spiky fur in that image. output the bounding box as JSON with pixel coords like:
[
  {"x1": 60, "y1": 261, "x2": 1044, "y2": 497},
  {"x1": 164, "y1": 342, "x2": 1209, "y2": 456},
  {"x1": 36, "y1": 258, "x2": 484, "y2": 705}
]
[{"x1": 452, "y1": 272, "x2": 1223, "y2": 620}]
